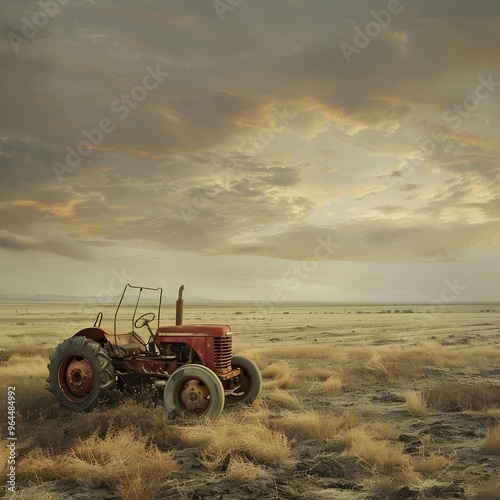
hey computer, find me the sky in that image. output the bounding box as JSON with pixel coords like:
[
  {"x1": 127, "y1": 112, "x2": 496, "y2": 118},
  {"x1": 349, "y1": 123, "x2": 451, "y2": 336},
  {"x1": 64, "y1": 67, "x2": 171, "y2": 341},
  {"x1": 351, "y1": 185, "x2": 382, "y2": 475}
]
[{"x1": 0, "y1": 0, "x2": 499, "y2": 303}]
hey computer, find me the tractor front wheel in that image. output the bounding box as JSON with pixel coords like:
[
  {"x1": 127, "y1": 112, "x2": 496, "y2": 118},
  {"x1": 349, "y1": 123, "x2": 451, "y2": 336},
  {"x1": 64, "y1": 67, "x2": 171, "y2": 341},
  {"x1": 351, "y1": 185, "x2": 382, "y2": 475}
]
[
  {"x1": 225, "y1": 355, "x2": 262, "y2": 406},
  {"x1": 163, "y1": 364, "x2": 225, "y2": 418},
  {"x1": 47, "y1": 336, "x2": 115, "y2": 412}
]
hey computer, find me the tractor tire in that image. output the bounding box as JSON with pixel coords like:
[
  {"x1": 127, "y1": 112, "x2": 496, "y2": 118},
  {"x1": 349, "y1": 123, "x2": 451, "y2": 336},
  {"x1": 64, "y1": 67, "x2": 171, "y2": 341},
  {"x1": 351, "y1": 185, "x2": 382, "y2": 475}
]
[
  {"x1": 47, "y1": 336, "x2": 115, "y2": 412},
  {"x1": 225, "y1": 355, "x2": 262, "y2": 406},
  {"x1": 163, "y1": 364, "x2": 225, "y2": 419}
]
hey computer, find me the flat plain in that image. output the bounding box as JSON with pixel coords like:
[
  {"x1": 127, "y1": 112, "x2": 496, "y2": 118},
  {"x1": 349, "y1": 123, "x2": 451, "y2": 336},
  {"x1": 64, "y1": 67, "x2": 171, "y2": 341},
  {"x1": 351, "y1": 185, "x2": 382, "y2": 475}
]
[{"x1": 1, "y1": 301, "x2": 500, "y2": 499}]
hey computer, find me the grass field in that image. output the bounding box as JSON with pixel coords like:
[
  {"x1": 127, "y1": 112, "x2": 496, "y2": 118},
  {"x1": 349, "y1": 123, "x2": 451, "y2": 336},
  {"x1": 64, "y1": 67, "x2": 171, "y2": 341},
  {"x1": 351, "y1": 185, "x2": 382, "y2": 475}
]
[{"x1": 1, "y1": 301, "x2": 500, "y2": 499}]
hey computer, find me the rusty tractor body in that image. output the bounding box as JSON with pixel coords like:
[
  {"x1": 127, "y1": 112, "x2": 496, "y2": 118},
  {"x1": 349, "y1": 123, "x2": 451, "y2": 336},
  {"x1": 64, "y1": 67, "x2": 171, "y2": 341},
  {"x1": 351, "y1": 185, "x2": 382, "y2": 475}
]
[{"x1": 47, "y1": 284, "x2": 261, "y2": 418}]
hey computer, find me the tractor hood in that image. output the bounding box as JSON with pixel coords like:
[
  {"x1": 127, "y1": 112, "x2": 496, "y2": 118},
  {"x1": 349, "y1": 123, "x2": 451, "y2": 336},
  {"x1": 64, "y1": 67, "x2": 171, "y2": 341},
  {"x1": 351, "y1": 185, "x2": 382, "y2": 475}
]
[{"x1": 156, "y1": 324, "x2": 231, "y2": 337}]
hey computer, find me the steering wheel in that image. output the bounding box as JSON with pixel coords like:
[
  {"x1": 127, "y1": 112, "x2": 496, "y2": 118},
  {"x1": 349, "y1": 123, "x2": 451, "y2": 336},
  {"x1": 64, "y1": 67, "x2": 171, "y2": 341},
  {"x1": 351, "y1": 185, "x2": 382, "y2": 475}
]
[{"x1": 134, "y1": 312, "x2": 156, "y2": 329}]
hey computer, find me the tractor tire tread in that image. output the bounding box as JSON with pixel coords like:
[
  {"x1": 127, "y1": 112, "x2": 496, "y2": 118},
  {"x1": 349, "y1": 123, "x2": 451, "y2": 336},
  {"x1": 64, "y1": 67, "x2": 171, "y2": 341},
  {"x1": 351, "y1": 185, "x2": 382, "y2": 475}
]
[{"x1": 47, "y1": 336, "x2": 115, "y2": 412}]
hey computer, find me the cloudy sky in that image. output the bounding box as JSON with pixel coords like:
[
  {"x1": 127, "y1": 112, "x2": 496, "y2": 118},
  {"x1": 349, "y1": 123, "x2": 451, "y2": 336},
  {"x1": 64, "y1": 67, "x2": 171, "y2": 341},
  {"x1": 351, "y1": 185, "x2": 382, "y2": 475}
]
[{"x1": 1, "y1": 0, "x2": 499, "y2": 302}]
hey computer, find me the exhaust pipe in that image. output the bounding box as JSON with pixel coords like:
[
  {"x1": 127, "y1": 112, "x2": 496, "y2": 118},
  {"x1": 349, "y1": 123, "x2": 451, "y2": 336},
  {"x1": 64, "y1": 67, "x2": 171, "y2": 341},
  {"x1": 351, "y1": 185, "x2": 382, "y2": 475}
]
[{"x1": 175, "y1": 284, "x2": 184, "y2": 325}]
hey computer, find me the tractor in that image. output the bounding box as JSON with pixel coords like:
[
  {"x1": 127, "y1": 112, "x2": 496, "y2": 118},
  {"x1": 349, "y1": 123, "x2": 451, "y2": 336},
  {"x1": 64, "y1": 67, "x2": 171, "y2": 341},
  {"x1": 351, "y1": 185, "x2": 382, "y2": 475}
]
[{"x1": 47, "y1": 284, "x2": 261, "y2": 418}]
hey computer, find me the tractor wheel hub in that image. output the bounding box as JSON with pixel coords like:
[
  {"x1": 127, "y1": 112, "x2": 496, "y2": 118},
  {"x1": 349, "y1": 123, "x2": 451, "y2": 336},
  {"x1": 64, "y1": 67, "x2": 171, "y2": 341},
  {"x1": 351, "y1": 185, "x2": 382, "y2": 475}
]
[
  {"x1": 180, "y1": 379, "x2": 210, "y2": 412},
  {"x1": 65, "y1": 357, "x2": 93, "y2": 397}
]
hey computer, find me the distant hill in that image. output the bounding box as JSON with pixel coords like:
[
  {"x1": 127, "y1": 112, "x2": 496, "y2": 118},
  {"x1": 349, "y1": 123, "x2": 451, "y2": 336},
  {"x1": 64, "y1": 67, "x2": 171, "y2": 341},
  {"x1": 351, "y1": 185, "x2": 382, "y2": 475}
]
[
  {"x1": 0, "y1": 293, "x2": 97, "y2": 302},
  {"x1": 0, "y1": 293, "x2": 213, "y2": 303}
]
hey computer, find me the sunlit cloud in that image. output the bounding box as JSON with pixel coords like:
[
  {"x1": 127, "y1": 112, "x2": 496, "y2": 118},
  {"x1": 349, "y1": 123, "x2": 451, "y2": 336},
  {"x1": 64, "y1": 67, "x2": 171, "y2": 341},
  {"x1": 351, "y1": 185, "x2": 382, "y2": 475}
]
[{"x1": 0, "y1": 0, "x2": 499, "y2": 299}]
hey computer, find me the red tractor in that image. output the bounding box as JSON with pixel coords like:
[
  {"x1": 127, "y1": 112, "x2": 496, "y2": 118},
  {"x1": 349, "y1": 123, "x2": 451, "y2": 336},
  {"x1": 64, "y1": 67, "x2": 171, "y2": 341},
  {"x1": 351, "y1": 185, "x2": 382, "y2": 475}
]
[{"x1": 47, "y1": 284, "x2": 261, "y2": 418}]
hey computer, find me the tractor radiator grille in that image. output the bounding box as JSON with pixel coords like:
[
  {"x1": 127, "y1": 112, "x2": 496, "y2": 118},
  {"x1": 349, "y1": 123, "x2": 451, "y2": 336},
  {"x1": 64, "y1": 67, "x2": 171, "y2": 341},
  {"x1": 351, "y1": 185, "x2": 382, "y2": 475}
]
[{"x1": 213, "y1": 336, "x2": 232, "y2": 372}]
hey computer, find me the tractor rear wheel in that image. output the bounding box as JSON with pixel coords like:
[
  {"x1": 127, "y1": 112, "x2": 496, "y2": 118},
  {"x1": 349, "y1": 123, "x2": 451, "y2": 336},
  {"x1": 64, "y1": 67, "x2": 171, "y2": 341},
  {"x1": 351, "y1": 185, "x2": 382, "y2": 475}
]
[
  {"x1": 225, "y1": 355, "x2": 262, "y2": 406},
  {"x1": 47, "y1": 336, "x2": 115, "y2": 412},
  {"x1": 163, "y1": 364, "x2": 225, "y2": 418}
]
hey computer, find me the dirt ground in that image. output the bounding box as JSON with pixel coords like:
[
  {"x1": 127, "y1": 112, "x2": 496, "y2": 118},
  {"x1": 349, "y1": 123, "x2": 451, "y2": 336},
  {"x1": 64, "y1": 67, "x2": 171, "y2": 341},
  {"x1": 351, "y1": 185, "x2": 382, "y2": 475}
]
[{"x1": 1, "y1": 302, "x2": 500, "y2": 499}]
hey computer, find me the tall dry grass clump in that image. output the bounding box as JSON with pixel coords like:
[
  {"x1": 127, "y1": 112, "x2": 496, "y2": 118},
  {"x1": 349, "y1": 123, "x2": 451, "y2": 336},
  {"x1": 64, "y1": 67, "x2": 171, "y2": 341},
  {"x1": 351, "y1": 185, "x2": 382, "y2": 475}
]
[
  {"x1": 273, "y1": 410, "x2": 360, "y2": 440},
  {"x1": 225, "y1": 455, "x2": 269, "y2": 482},
  {"x1": 425, "y1": 383, "x2": 500, "y2": 412},
  {"x1": 344, "y1": 427, "x2": 411, "y2": 473},
  {"x1": 267, "y1": 389, "x2": 302, "y2": 409},
  {"x1": 75, "y1": 401, "x2": 186, "y2": 451},
  {"x1": 362, "y1": 343, "x2": 440, "y2": 382},
  {"x1": 450, "y1": 346, "x2": 500, "y2": 366},
  {"x1": 482, "y1": 426, "x2": 500, "y2": 455},
  {"x1": 261, "y1": 361, "x2": 297, "y2": 389},
  {"x1": 342, "y1": 427, "x2": 420, "y2": 494},
  {"x1": 261, "y1": 359, "x2": 342, "y2": 392},
  {"x1": 414, "y1": 452, "x2": 450, "y2": 476},
  {"x1": 316, "y1": 375, "x2": 342, "y2": 395},
  {"x1": 178, "y1": 408, "x2": 290, "y2": 467},
  {"x1": 19, "y1": 429, "x2": 177, "y2": 500},
  {"x1": 405, "y1": 391, "x2": 428, "y2": 416}
]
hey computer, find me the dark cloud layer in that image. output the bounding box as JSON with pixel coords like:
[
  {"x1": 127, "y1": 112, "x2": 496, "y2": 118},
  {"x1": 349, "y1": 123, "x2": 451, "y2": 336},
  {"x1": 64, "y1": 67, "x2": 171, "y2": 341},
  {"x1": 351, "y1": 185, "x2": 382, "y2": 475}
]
[{"x1": 0, "y1": 0, "x2": 499, "y2": 272}]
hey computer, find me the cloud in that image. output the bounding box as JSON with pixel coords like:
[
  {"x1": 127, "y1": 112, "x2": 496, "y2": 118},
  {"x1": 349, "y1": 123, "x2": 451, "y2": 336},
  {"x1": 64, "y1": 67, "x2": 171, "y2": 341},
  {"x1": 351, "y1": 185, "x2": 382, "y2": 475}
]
[
  {"x1": 0, "y1": 0, "x2": 499, "y2": 277},
  {"x1": 0, "y1": 230, "x2": 92, "y2": 261},
  {"x1": 229, "y1": 219, "x2": 500, "y2": 262}
]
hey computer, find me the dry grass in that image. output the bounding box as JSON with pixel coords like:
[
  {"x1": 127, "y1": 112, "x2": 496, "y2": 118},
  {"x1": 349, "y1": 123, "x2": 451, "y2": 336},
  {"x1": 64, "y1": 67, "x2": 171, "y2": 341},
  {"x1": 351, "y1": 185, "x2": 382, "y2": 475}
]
[
  {"x1": 343, "y1": 427, "x2": 411, "y2": 474},
  {"x1": 249, "y1": 345, "x2": 379, "y2": 379},
  {"x1": 367, "y1": 422, "x2": 403, "y2": 441},
  {"x1": 255, "y1": 344, "x2": 340, "y2": 361},
  {"x1": 225, "y1": 455, "x2": 269, "y2": 482},
  {"x1": 253, "y1": 342, "x2": 500, "y2": 372},
  {"x1": 0, "y1": 354, "x2": 48, "y2": 377},
  {"x1": 360, "y1": 343, "x2": 440, "y2": 382},
  {"x1": 415, "y1": 453, "x2": 450, "y2": 476},
  {"x1": 365, "y1": 473, "x2": 420, "y2": 497},
  {"x1": 425, "y1": 383, "x2": 500, "y2": 412},
  {"x1": 19, "y1": 429, "x2": 177, "y2": 500},
  {"x1": 261, "y1": 359, "x2": 342, "y2": 392},
  {"x1": 0, "y1": 334, "x2": 57, "y2": 358},
  {"x1": 314, "y1": 375, "x2": 342, "y2": 395},
  {"x1": 267, "y1": 389, "x2": 302, "y2": 409},
  {"x1": 451, "y1": 345, "x2": 500, "y2": 365},
  {"x1": 4, "y1": 304, "x2": 500, "y2": 499},
  {"x1": 72, "y1": 401, "x2": 186, "y2": 452},
  {"x1": 405, "y1": 391, "x2": 428, "y2": 416},
  {"x1": 179, "y1": 410, "x2": 290, "y2": 466},
  {"x1": 6, "y1": 483, "x2": 65, "y2": 499},
  {"x1": 273, "y1": 410, "x2": 360, "y2": 440},
  {"x1": 482, "y1": 426, "x2": 500, "y2": 455},
  {"x1": 261, "y1": 361, "x2": 298, "y2": 389},
  {"x1": 336, "y1": 342, "x2": 500, "y2": 386},
  {"x1": 296, "y1": 360, "x2": 338, "y2": 379}
]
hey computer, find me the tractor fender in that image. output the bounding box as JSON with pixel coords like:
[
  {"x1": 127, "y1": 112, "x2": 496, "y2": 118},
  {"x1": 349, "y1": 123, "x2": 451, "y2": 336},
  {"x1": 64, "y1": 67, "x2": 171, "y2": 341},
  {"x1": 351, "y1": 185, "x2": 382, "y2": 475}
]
[{"x1": 73, "y1": 327, "x2": 112, "y2": 343}]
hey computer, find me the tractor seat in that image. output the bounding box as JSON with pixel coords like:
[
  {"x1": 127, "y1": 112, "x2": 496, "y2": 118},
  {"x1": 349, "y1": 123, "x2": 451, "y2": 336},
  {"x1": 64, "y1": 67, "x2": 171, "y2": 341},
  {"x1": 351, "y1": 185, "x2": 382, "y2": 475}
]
[
  {"x1": 113, "y1": 343, "x2": 144, "y2": 355},
  {"x1": 105, "y1": 331, "x2": 146, "y2": 355}
]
